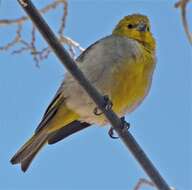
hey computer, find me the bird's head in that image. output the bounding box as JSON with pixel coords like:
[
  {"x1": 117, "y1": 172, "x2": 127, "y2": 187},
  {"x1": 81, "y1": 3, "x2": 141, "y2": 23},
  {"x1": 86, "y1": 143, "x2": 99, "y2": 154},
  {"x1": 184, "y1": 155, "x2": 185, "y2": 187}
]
[{"x1": 113, "y1": 14, "x2": 156, "y2": 52}]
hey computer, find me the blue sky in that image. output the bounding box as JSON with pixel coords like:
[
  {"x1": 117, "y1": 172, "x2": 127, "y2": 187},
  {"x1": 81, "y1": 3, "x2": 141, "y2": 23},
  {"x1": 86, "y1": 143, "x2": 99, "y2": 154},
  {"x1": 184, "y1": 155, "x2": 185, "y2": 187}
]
[{"x1": 0, "y1": 0, "x2": 191, "y2": 190}]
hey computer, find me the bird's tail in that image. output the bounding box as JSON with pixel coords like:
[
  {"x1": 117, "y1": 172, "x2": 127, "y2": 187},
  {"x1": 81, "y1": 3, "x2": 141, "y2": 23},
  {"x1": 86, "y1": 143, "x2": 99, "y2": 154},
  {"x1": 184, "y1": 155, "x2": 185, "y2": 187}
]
[{"x1": 10, "y1": 129, "x2": 48, "y2": 172}]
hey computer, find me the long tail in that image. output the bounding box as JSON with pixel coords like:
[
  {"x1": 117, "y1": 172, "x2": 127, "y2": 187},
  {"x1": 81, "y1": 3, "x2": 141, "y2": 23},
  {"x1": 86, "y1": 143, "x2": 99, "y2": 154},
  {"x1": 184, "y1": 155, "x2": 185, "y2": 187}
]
[
  {"x1": 10, "y1": 121, "x2": 91, "y2": 172},
  {"x1": 10, "y1": 129, "x2": 48, "y2": 172}
]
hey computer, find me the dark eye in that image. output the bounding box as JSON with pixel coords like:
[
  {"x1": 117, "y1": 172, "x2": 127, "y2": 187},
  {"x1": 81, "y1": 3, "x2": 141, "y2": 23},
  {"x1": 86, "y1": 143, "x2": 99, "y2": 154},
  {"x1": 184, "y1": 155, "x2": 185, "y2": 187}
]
[
  {"x1": 147, "y1": 26, "x2": 150, "y2": 32},
  {"x1": 127, "y1": 24, "x2": 133, "y2": 29}
]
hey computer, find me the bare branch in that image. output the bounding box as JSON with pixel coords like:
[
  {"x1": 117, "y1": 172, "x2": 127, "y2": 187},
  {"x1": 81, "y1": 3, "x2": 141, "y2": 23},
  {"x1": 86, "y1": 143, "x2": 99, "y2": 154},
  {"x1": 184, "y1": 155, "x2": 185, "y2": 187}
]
[
  {"x1": 0, "y1": 0, "x2": 66, "y2": 26},
  {"x1": 0, "y1": 0, "x2": 84, "y2": 64},
  {"x1": 133, "y1": 178, "x2": 176, "y2": 190},
  {"x1": 58, "y1": 0, "x2": 68, "y2": 36},
  {"x1": 175, "y1": 0, "x2": 192, "y2": 44},
  {"x1": 0, "y1": 24, "x2": 22, "y2": 51},
  {"x1": 133, "y1": 178, "x2": 155, "y2": 190}
]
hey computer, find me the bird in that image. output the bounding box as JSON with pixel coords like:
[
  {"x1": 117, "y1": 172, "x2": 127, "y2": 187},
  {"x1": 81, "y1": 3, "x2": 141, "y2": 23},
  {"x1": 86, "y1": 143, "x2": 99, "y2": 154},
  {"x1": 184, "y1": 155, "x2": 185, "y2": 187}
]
[{"x1": 10, "y1": 14, "x2": 156, "y2": 172}]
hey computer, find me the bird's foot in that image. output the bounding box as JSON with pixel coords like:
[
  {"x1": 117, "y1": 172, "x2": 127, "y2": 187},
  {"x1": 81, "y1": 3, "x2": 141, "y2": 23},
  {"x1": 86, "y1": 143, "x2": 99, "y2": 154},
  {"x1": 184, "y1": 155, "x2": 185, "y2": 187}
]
[
  {"x1": 120, "y1": 116, "x2": 130, "y2": 133},
  {"x1": 108, "y1": 117, "x2": 130, "y2": 139},
  {"x1": 93, "y1": 95, "x2": 113, "y2": 116},
  {"x1": 108, "y1": 127, "x2": 119, "y2": 139},
  {"x1": 103, "y1": 95, "x2": 113, "y2": 111}
]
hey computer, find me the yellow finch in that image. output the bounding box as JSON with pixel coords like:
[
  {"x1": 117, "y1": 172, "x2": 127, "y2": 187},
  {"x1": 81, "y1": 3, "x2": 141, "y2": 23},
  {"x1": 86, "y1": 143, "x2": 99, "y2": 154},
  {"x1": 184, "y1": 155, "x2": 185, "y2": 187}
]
[{"x1": 11, "y1": 14, "x2": 156, "y2": 172}]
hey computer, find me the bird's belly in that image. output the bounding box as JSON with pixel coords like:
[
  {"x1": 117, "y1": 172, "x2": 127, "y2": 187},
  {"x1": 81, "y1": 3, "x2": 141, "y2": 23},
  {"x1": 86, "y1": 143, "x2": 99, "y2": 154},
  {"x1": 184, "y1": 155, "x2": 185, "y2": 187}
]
[
  {"x1": 65, "y1": 60, "x2": 153, "y2": 125},
  {"x1": 110, "y1": 61, "x2": 152, "y2": 116}
]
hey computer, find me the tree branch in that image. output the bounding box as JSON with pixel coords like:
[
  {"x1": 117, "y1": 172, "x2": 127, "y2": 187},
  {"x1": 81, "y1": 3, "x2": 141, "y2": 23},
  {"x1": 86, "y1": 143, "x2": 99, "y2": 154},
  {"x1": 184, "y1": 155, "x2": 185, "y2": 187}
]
[
  {"x1": 133, "y1": 178, "x2": 176, "y2": 190},
  {"x1": 133, "y1": 178, "x2": 155, "y2": 190},
  {"x1": 17, "y1": 0, "x2": 172, "y2": 190},
  {"x1": 175, "y1": 0, "x2": 192, "y2": 44},
  {"x1": 0, "y1": 0, "x2": 84, "y2": 65},
  {"x1": 0, "y1": 0, "x2": 67, "y2": 26}
]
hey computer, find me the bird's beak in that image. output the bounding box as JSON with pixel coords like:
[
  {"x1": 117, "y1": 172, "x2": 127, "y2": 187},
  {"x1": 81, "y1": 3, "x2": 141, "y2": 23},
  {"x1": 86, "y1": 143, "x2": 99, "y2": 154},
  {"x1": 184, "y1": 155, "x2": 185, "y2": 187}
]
[{"x1": 137, "y1": 23, "x2": 147, "y2": 32}]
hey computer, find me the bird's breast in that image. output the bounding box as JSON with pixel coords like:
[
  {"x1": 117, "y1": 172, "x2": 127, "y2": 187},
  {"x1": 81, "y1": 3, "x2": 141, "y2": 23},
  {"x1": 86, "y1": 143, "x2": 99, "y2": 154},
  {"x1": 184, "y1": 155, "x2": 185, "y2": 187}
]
[{"x1": 110, "y1": 48, "x2": 156, "y2": 115}]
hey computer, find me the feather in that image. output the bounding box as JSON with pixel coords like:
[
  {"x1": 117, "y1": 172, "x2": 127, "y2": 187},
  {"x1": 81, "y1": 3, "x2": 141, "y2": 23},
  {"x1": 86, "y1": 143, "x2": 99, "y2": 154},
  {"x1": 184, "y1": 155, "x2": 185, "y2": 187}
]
[
  {"x1": 10, "y1": 129, "x2": 48, "y2": 165},
  {"x1": 48, "y1": 121, "x2": 91, "y2": 144}
]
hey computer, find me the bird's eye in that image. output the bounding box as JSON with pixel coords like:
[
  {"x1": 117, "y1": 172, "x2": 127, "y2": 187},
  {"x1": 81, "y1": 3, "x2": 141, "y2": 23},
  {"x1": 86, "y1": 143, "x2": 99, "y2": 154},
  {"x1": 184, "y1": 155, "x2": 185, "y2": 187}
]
[
  {"x1": 147, "y1": 26, "x2": 150, "y2": 32},
  {"x1": 127, "y1": 24, "x2": 133, "y2": 29}
]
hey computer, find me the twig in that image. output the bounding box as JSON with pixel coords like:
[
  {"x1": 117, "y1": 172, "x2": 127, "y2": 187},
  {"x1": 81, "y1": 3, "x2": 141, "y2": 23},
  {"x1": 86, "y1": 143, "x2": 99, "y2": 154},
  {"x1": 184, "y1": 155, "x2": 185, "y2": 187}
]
[
  {"x1": 17, "y1": 1, "x2": 172, "y2": 190},
  {"x1": 58, "y1": 0, "x2": 68, "y2": 36},
  {"x1": 0, "y1": 0, "x2": 84, "y2": 64},
  {"x1": 133, "y1": 178, "x2": 176, "y2": 190},
  {"x1": 0, "y1": 0, "x2": 67, "y2": 26},
  {"x1": 0, "y1": 24, "x2": 22, "y2": 51},
  {"x1": 134, "y1": 178, "x2": 155, "y2": 190},
  {"x1": 175, "y1": 0, "x2": 192, "y2": 44}
]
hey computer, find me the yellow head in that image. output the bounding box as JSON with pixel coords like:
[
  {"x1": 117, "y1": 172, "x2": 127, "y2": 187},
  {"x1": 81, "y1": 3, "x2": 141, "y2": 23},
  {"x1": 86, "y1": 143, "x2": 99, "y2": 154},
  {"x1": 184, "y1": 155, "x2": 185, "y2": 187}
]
[{"x1": 113, "y1": 14, "x2": 156, "y2": 52}]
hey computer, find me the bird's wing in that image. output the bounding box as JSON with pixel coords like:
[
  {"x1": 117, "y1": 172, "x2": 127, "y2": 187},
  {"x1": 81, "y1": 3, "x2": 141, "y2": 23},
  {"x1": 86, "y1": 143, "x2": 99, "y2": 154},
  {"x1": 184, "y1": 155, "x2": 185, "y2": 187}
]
[
  {"x1": 34, "y1": 37, "x2": 105, "y2": 134},
  {"x1": 48, "y1": 121, "x2": 90, "y2": 144},
  {"x1": 35, "y1": 82, "x2": 66, "y2": 133}
]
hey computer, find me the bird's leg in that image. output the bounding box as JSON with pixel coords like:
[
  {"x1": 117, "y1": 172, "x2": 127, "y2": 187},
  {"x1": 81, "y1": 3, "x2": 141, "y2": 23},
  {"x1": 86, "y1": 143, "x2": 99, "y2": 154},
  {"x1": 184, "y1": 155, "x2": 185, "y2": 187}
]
[
  {"x1": 103, "y1": 95, "x2": 113, "y2": 111},
  {"x1": 120, "y1": 116, "x2": 130, "y2": 133},
  {"x1": 108, "y1": 127, "x2": 119, "y2": 139},
  {"x1": 93, "y1": 95, "x2": 113, "y2": 115},
  {"x1": 108, "y1": 117, "x2": 130, "y2": 139}
]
